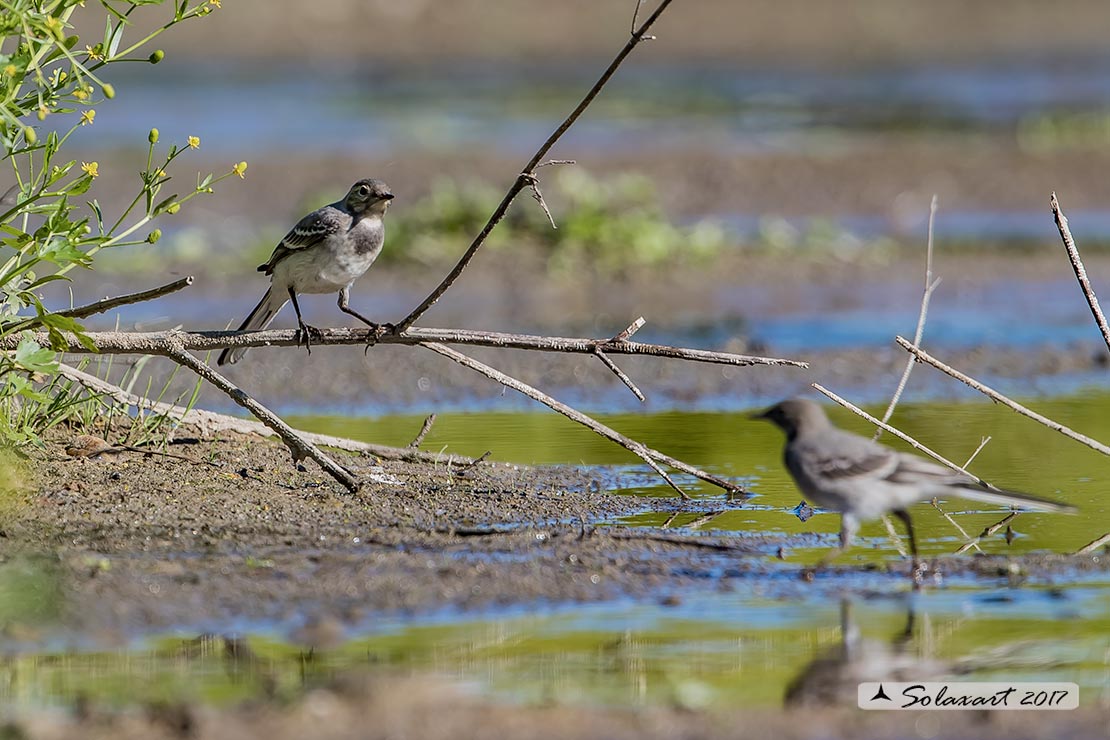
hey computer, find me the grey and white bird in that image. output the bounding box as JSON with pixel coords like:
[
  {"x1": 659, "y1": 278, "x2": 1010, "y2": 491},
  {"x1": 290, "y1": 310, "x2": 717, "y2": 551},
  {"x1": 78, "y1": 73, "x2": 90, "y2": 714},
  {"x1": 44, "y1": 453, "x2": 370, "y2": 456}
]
[
  {"x1": 218, "y1": 178, "x2": 394, "y2": 366},
  {"x1": 754, "y1": 398, "x2": 1076, "y2": 565}
]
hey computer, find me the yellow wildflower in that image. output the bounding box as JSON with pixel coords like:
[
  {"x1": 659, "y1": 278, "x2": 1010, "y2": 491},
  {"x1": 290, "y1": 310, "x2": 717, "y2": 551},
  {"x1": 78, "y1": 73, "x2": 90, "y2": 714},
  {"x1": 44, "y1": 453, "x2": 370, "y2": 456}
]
[
  {"x1": 73, "y1": 88, "x2": 89, "y2": 101},
  {"x1": 3, "y1": 64, "x2": 16, "y2": 77},
  {"x1": 208, "y1": 0, "x2": 222, "y2": 7},
  {"x1": 80, "y1": 162, "x2": 99, "y2": 178},
  {"x1": 187, "y1": 135, "x2": 200, "y2": 149},
  {"x1": 79, "y1": 110, "x2": 95, "y2": 126},
  {"x1": 232, "y1": 161, "x2": 248, "y2": 179},
  {"x1": 85, "y1": 45, "x2": 103, "y2": 61}
]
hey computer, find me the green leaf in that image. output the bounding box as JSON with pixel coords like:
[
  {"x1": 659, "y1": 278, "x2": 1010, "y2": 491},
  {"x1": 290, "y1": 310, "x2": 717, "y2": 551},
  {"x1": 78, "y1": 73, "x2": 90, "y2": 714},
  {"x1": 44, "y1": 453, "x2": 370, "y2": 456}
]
[{"x1": 12, "y1": 336, "x2": 58, "y2": 374}]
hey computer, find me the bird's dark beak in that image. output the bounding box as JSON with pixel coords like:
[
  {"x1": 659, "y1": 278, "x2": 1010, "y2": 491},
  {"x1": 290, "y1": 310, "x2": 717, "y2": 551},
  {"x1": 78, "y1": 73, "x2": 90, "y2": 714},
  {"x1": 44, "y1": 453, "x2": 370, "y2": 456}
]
[{"x1": 381, "y1": 193, "x2": 395, "y2": 201}]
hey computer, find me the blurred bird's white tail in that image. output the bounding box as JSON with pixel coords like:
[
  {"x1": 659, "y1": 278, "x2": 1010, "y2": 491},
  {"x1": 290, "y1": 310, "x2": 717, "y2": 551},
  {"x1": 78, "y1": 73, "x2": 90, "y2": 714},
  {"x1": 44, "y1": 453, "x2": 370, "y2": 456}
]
[
  {"x1": 217, "y1": 287, "x2": 288, "y2": 366},
  {"x1": 953, "y1": 484, "x2": 1076, "y2": 514}
]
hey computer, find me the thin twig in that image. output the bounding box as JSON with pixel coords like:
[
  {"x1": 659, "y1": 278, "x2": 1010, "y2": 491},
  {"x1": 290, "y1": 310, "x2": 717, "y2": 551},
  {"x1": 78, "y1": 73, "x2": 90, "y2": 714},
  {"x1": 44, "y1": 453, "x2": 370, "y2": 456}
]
[
  {"x1": 613, "y1": 317, "x2": 646, "y2": 342},
  {"x1": 11, "y1": 325, "x2": 807, "y2": 369},
  {"x1": 54, "y1": 362, "x2": 472, "y2": 464},
  {"x1": 161, "y1": 342, "x2": 360, "y2": 493},
  {"x1": 685, "y1": 510, "x2": 724, "y2": 530},
  {"x1": 607, "y1": 531, "x2": 757, "y2": 553},
  {"x1": 955, "y1": 512, "x2": 1017, "y2": 555},
  {"x1": 408, "y1": 414, "x2": 437, "y2": 450},
  {"x1": 594, "y1": 348, "x2": 645, "y2": 402},
  {"x1": 962, "y1": 436, "x2": 992, "y2": 468},
  {"x1": 524, "y1": 172, "x2": 558, "y2": 229},
  {"x1": 1051, "y1": 192, "x2": 1110, "y2": 352},
  {"x1": 895, "y1": 336, "x2": 1110, "y2": 457},
  {"x1": 930, "y1": 498, "x2": 981, "y2": 553},
  {"x1": 876, "y1": 195, "x2": 940, "y2": 440},
  {"x1": 1074, "y1": 532, "x2": 1110, "y2": 555},
  {"x1": 394, "y1": 0, "x2": 677, "y2": 332},
  {"x1": 422, "y1": 340, "x2": 689, "y2": 498},
  {"x1": 455, "y1": 450, "x2": 492, "y2": 473},
  {"x1": 3, "y1": 276, "x2": 194, "y2": 333},
  {"x1": 422, "y1": 342, "x2": 748, "y2": 498},
  {"x1": 812, "y1": 383, "x2": 997, "y2": 487},
  {"x1": 880, "y1": 515, "x2": 910, "y2": 557}
]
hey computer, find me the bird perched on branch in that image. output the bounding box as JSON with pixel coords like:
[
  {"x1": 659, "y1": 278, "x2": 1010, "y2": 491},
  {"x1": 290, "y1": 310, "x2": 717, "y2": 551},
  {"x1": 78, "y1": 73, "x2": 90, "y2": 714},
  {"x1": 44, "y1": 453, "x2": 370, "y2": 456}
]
[
  {"x1": 218, "y1": 178, "x2": 394, "y2": 366},
  {"x1": 753, "y1": 399, "x2": 1076, "y2": 571}
]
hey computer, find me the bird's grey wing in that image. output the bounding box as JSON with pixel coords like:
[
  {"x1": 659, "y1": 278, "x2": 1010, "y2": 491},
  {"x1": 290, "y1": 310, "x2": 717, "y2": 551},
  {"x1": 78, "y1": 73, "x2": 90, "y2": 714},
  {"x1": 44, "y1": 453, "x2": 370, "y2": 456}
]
[
  {"x1": 258, "y1": 207, "x2": 347, "y2": 275},
  {"x1": 800, "y1": 432, "x2": 901, "y2": 482}
]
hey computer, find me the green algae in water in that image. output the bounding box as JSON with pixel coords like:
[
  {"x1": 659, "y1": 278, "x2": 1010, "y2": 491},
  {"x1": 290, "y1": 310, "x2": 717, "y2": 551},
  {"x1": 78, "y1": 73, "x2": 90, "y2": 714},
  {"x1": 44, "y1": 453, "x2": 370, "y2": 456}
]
[{"x1": 290, "y1": 394, "x2": 1110, "y2": 559}]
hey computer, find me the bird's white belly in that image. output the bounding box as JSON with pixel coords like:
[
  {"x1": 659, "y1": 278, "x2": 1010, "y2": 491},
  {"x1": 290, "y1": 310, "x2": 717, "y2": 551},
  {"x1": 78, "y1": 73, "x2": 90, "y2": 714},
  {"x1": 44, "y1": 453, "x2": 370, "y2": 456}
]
[{"x1": 271, "y1": 247, "x2": 373, "y2": 295}]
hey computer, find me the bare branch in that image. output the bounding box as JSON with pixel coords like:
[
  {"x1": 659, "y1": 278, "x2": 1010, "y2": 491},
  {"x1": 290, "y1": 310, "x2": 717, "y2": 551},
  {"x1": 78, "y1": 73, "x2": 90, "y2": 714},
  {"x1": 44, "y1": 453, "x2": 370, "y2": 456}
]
[
  {"x1": 408, "y1": 414, "x2": 437, "y2": 450},
  {"x1": 422, "y1": 342, "x2": 748, "y2": 498},
  {"x1": 1075, "y1": 532, "x2": 1110, "y2": 555},
  {"x1": 930, "y1": 498, "x2": 981, "y2": 553},
  {"x1": 161, "y1": 342, "x2": 361, "y2": 493},
  {"x1": 612, "y1": 316, "x2": 646, "y2": 341},
  {"x1": 895, "y1": 336, "x2": 1110, "y2": 457},
  {"x1": 880, "y1": 514, "x2": 910, "y2": 557},
  {"x1": 3, "y1": 276, "x2": 194, "y2": 333},
  {"x1": 524, "y1": 173, "x2": 558, "y2": 229},
  {"x1": 593, "y1": 348, "x2": 645, "y2": 402},
  {"x1": 962, "y1": 436, "x2": 992, "y2": 468},
  {"x1": 955, "y1": 512, "x2": 1017, "y2": 555},
  {"x1": 1051, "y1": 192, "x2": 1110, "y2": 353},
  {"x1": 11, "y1": 325, "x2": 807, "y2": 370},
  {"x1": 394, "y1": 0, "x2": 678, "y2": 332},
  {"x1": 875, "y1": 195, "x2": 939, "y2": 440},
  {"x1": 812, "y1": 383, "x2": 998, "y2": 487},
  {"x1": 54, "y1": 362, "x2": 473, "y2": 465}
]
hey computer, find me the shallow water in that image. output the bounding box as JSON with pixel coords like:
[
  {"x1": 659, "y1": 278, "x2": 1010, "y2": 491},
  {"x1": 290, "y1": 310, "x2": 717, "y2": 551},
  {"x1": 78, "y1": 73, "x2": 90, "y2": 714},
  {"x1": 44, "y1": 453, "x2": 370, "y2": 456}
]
[
  {"x1": 291, "y1": 395, "x2": 1109, "y2": 560},
  {"x1": 3, "y1": 580, "x2": 1107, "y2": 711}
]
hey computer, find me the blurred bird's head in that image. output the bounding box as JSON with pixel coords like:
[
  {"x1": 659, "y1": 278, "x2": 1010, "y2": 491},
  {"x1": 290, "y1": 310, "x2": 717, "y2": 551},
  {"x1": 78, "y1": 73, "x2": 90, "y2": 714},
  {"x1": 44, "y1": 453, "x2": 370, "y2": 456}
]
[
  {"x1": 751, "y1": 398, "x2": 831, "y2": 440},
  {"x1": 345, "y1": 178, "x2": 394, "y2": 216}
]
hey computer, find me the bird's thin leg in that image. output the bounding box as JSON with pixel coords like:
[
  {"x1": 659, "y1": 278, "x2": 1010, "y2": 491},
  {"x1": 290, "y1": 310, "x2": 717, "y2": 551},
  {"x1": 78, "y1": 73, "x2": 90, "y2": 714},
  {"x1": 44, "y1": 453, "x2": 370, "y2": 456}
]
[
  {"x1": 892, "y1": 508, "x2": 925, "y2": 585},
  {"x1": 336, "y1": 287, "x2": 394, "y2": 334},
  {"x1": 803, "y1": 514, "x2": 855, "y2": 579},
  {"x1": 289, "y1": 287, "x2": 320, "y2": 353}
]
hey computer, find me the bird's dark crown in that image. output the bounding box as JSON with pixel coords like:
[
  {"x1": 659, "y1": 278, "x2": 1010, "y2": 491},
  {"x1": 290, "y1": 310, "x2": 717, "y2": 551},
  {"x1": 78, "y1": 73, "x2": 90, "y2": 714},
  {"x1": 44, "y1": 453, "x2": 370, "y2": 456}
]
[
  {"x1": 345, "y1": 178, "x2": 394, "y2": 211},
  {"x1": 752, "y1": 398, "x2": 830, "y2": 439}
]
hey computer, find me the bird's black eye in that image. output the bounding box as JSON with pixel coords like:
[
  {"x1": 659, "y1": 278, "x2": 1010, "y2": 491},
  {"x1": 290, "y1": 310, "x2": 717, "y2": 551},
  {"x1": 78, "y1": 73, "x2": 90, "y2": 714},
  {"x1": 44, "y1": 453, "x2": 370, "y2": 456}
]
[{"x1": 358, "y1": 185, "x2": 370, "y2": 196}]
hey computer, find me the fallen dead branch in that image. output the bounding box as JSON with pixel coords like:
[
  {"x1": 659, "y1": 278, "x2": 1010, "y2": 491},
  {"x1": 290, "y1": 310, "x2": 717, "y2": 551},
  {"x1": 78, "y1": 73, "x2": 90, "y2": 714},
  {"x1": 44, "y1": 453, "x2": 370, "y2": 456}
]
[{"x1": 422, "y1": 342, "x2": 748, "y2": 498}]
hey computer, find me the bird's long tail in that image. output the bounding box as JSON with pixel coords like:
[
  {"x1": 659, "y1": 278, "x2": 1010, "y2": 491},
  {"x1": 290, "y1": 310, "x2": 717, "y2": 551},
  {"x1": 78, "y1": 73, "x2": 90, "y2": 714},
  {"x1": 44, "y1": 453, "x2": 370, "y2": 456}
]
[
  {"x1": 951, "y1": 484, "x2": 1077, "y2": 514},
  {"x1": 217, "y1": 287, "x2": 289, "y2": 366}
]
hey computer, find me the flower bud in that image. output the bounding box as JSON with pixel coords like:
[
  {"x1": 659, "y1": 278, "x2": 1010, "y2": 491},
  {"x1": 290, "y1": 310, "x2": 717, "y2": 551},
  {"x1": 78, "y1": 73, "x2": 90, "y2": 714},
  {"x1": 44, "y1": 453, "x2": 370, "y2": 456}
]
[
  {"x1": 23, "y1": 126, "x2": 36, "y2": 145},
  {"x1": 148, "y1": 128, "x2": 159, "y2": 144},
  {"x1": 101, "y1": 83, "x2": 115, "y2": 99},
  {"x1": 147, "y1": 229, "x2": 162, "y2": 243},
  {"x1": 166, "y1": 202, "x2": 180, "y2": 215},
  {"x1": 149, "y1": 49, "x2": 164, "y2": 64}
]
